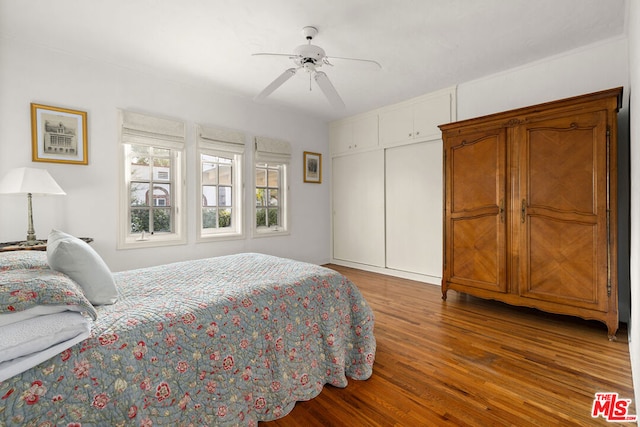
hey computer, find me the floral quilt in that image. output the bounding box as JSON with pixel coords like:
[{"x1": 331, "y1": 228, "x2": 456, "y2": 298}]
[{"x1": 0, "y1": 253, "x2": 376, "y2": 426}]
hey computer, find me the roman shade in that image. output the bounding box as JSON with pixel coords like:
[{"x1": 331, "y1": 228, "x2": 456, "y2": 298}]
[
  {"x1": 120, "y1": 110, "x2": 185, "y2": 149},
  {"x1": 197, "y1": 125, "x2": 245, "y2": 154},
  {"x1": 254, "y1": 136, "x2": 291, "y2": 164}
]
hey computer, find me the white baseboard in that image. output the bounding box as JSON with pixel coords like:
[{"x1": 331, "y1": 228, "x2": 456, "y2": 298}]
[{"x1": 328, "y1": 259, "x2": 442, "y2": 286}]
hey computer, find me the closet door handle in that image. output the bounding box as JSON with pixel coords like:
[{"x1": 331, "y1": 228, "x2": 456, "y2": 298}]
[
  {"x1": 521, "y1": 199, "x2": 526, "y2": 223},
  {"x1": 499, "y1": 199, "x2": 505, "y2": 223}
]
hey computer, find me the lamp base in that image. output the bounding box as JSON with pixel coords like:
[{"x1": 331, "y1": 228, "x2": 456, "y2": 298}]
[{"x1": 20, "y1": 239, "x2": 45, "y2": 247}]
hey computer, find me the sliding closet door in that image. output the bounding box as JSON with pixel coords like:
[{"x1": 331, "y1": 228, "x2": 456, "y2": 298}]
[
  {"x1": 332, "y1": 151, "x2": 385, "y2": 267},
  {"x1": 386, "y1": 141, "x2": 442, "y2": 276}
]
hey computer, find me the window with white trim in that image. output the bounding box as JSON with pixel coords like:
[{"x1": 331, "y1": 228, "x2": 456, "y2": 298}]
[
  {"x1": 118, "y1": 111, "x2": 186, "y2": 249},
  {"x1": 254, "y1": 137, "x2": 290, "y2": 236},
  {"x1": 197, "y1": 125, "x2": 245, "y2": 241}
]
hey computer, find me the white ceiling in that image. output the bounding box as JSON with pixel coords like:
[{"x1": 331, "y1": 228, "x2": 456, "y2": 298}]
[{"x1": 0, "y1": 0, "x2": 628, "y2": 121}]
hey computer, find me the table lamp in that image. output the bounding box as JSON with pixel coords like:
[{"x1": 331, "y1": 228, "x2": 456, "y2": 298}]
[{"x1": 0, "y1": 167, "x2": 66, "y2": 246}]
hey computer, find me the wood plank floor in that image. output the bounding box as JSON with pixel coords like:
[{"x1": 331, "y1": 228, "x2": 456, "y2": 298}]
[{"x1": 263, "y1": 265, "x2": 635, "y2": 426}]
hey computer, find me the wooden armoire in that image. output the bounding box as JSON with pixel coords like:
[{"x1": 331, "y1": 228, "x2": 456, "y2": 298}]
[{"x1": 439, "y1": 88, "x2": 622, "y2": 339}]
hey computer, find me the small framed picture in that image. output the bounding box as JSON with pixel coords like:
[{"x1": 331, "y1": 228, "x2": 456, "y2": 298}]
[
  {"x1": 31, "y1": 103, "x2": 88, "y2": 165},
  {"x1": 303, "y1": 151, "x2": 322, "y2": 184}
]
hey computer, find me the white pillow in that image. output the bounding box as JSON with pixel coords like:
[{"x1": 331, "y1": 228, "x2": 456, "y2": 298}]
[{"x1": 47, "y1": 230, "x2": 118, "y2": 305}]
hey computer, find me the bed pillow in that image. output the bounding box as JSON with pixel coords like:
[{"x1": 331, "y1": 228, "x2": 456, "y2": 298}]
[
  {"x1": 47, "y1": 230, "x2": 118, "y2": 305},
  {"x1": 0, "y1": 251, "x2": 49, "y2": 271}
]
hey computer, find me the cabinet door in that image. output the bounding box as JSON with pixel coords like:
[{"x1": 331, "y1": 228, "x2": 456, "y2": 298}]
[
  {"x1": 329, "y1": 121, "x2": 353, "y2": 154},
  {"x1": 379, "y1": 104, "x2": 413, "y2": 146},
  {"x1": 332, "y1": 151, "x2": 385, "y2": 267},
  {"x1": 443, "y1": 128, "x2": 507, "y2": 293},
  {"x1": 330, "y1": 115, "x2": 378, "y2": 154},
  {"x1": 413, "y1": 92, "x2": 452, "y2": 141},
  {"x1": 352, "y1": 114, "x2": 379, "y2": 151},
  {"x1": 386, "y1": 141, "x2": 442, "y2": 276},
  {"x1": 517, "y1": 110, "x2": 610, "y2": 311}
]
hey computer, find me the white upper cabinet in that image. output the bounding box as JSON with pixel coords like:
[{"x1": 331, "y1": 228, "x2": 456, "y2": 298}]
[
  {"x1": 379, "y1": 88, "x2": 455, "y2": 147},
  {"x1": 378, "y1": 104, "x2": 413, "y2": 145},
  {"x1": 330, "y1": 113, "x2": 378, "y2": 155}
]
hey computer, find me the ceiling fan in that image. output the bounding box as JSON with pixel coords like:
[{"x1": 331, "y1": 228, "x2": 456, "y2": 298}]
[{"x1": 253, "y1": 26, "x2": 381, "y2": 109}]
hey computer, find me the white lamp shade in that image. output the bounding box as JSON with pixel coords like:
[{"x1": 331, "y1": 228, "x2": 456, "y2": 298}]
[{"x1": 0, "y1": 167, "x2": 66, "y2": 195}]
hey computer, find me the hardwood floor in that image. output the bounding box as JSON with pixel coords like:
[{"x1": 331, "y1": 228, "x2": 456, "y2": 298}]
[{"x1": 263, "y1": 265, "x2": 635, "y2": 426}]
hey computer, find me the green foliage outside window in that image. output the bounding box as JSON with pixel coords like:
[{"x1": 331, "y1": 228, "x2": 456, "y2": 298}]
[
  {"x1": 203, "y1": 208, "x2": 232, "y2": 229},
  {"x1": 131, "y1": 208, "x2": 171, "y2": 233},
  {"x1": 256, "y1": 208, "x2": 279, "y2": 227}
]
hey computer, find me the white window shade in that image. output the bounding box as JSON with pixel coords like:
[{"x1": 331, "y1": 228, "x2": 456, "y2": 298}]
[
  {"x1": 121, "y1": 110, "x2": 185, "y2": 149},
  {"x1": 197, "y1": 125, "x2": 245, "y2": 154},
  {"x1": 255, "y1": 136, "x2": 291, "y2": 164}
]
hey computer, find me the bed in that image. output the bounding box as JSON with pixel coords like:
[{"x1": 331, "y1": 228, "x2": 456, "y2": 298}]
[{"x1": 0, "y1": 235, "x2": 375, "y2": 426}]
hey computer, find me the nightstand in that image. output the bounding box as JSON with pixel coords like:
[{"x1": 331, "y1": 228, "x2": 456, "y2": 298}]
[{"x1": 0, "y1": 238, "x2": 93, "y2": 252}]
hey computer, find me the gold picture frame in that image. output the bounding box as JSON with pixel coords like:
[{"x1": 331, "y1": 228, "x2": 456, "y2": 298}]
[
  {"x1": 31, "y1": 103, "x2": 88, "y2": 165},
  {"x1": 303, "y1": 151, "x2": 322, "y2": 183}
]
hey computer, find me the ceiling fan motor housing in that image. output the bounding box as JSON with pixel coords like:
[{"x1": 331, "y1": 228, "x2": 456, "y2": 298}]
[{"x1": 293, "y1": 44, "x2": 326, "y2": 67}]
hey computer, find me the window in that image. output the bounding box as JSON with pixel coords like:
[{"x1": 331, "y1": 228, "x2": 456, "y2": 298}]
[
  {"x1": 255, "y1": 164, "x2": 282, "y2": 228},
  {"x1": 118, "y1": 111, "x2": 186, "y2": 249},
  {"x1": 197, "y1": 125, "x2": 245, "y2": 241},
  {"x1": 254, "y1": 137, "x2": 290, "y2": 236}
]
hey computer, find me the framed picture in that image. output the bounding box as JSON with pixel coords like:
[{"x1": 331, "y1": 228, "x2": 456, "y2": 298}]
[
  {"x1": 303, "y1": 151, "x2": 322, "y2": 184},
  {"x1": 31, "y1": 103, "x2": 88, "y2": 165}
]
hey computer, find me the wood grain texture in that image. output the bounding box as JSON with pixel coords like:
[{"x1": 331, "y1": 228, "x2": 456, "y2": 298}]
[
  {"x1": 441, "y1": 88, "x2": 622, "y2": 339},
  {"x1": 262, "y1": 265, "x2": 634, "y2": 426}
]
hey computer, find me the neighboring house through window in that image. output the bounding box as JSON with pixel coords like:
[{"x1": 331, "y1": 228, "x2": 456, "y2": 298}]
[
  {"x1": 197, "y1": 125, "x2": 245, "y2": 241},
  {"x1": 254, "y1": 136, "x2": 291, "y2": 236},
  {"x1": 118, "y1": 110, "x2": 186, "y2": 249}
]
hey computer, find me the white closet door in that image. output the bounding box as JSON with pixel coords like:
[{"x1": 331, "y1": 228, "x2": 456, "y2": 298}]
[
  {"x1": 386, "y1": 141, "x2": 442, "y2": 276},
  {"x1": 332, "y1": 151, "x2": 385, "y2": 267}
]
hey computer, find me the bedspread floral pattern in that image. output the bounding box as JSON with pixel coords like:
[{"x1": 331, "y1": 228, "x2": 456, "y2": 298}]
[
  {"x1": 0, "y1": 251, "x2": 49, "y2": 271},
  {"x1": 0, "y1": 269, "x2": 97, "y2": 319},
  {"x1": 0, "y1": 253, "x2": 375, "y2": 426}
]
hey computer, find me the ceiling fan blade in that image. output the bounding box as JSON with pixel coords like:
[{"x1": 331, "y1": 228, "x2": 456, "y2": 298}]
[
  {"x1": 314, "y1": 71, "x2": 345, "y2": 110},
  {"x1": 326, "y1": 56, "x2": 382, "y2": 69},
  {"x1": 255, "y1": 68, "x2": 297, "y2": 101},
  {"x1": 252, "y1": 52, "x2": 297, "y2": 58}
]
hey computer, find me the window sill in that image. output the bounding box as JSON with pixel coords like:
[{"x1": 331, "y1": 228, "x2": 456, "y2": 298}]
[
  {"x1": 252, "y1": 228, "x2": 290, "y2": 238},
  {"x1": 117, "y1": 234, "x2": 187, "y2": 250},
  {"x1": 197, "y1": 232, "x2": 245, "y2": 243}
]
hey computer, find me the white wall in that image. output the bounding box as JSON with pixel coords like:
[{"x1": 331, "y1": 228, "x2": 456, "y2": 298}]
[
  {"x1": 0, "y1": 37, "x2": 331, "y2": 271},
  {"x1": 457, "y1": 36, "x2": 629, "y2": 120},
  {"x1": 627, "y1": 0, "x2": 640, "y2": 412}
]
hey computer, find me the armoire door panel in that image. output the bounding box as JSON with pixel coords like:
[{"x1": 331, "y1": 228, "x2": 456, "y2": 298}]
[
  {"x1": 525, "y1": 112, "x2": 606, "y2": 215},
  {"x1": 445, "y1": 128, "x2": 507, "y2": 293},
  {"x1": 450, "y1": 133, "x2": 505, "y2": 213},
  {"x1": 518, "y1": 110, "x2": 608, "y2": 311},
  {"x1": 522, "y1": 216, "x2": 606, "y2": 310},
  {"x1": 450, "y1": 215, "x2": 506, "y2": 292}
]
